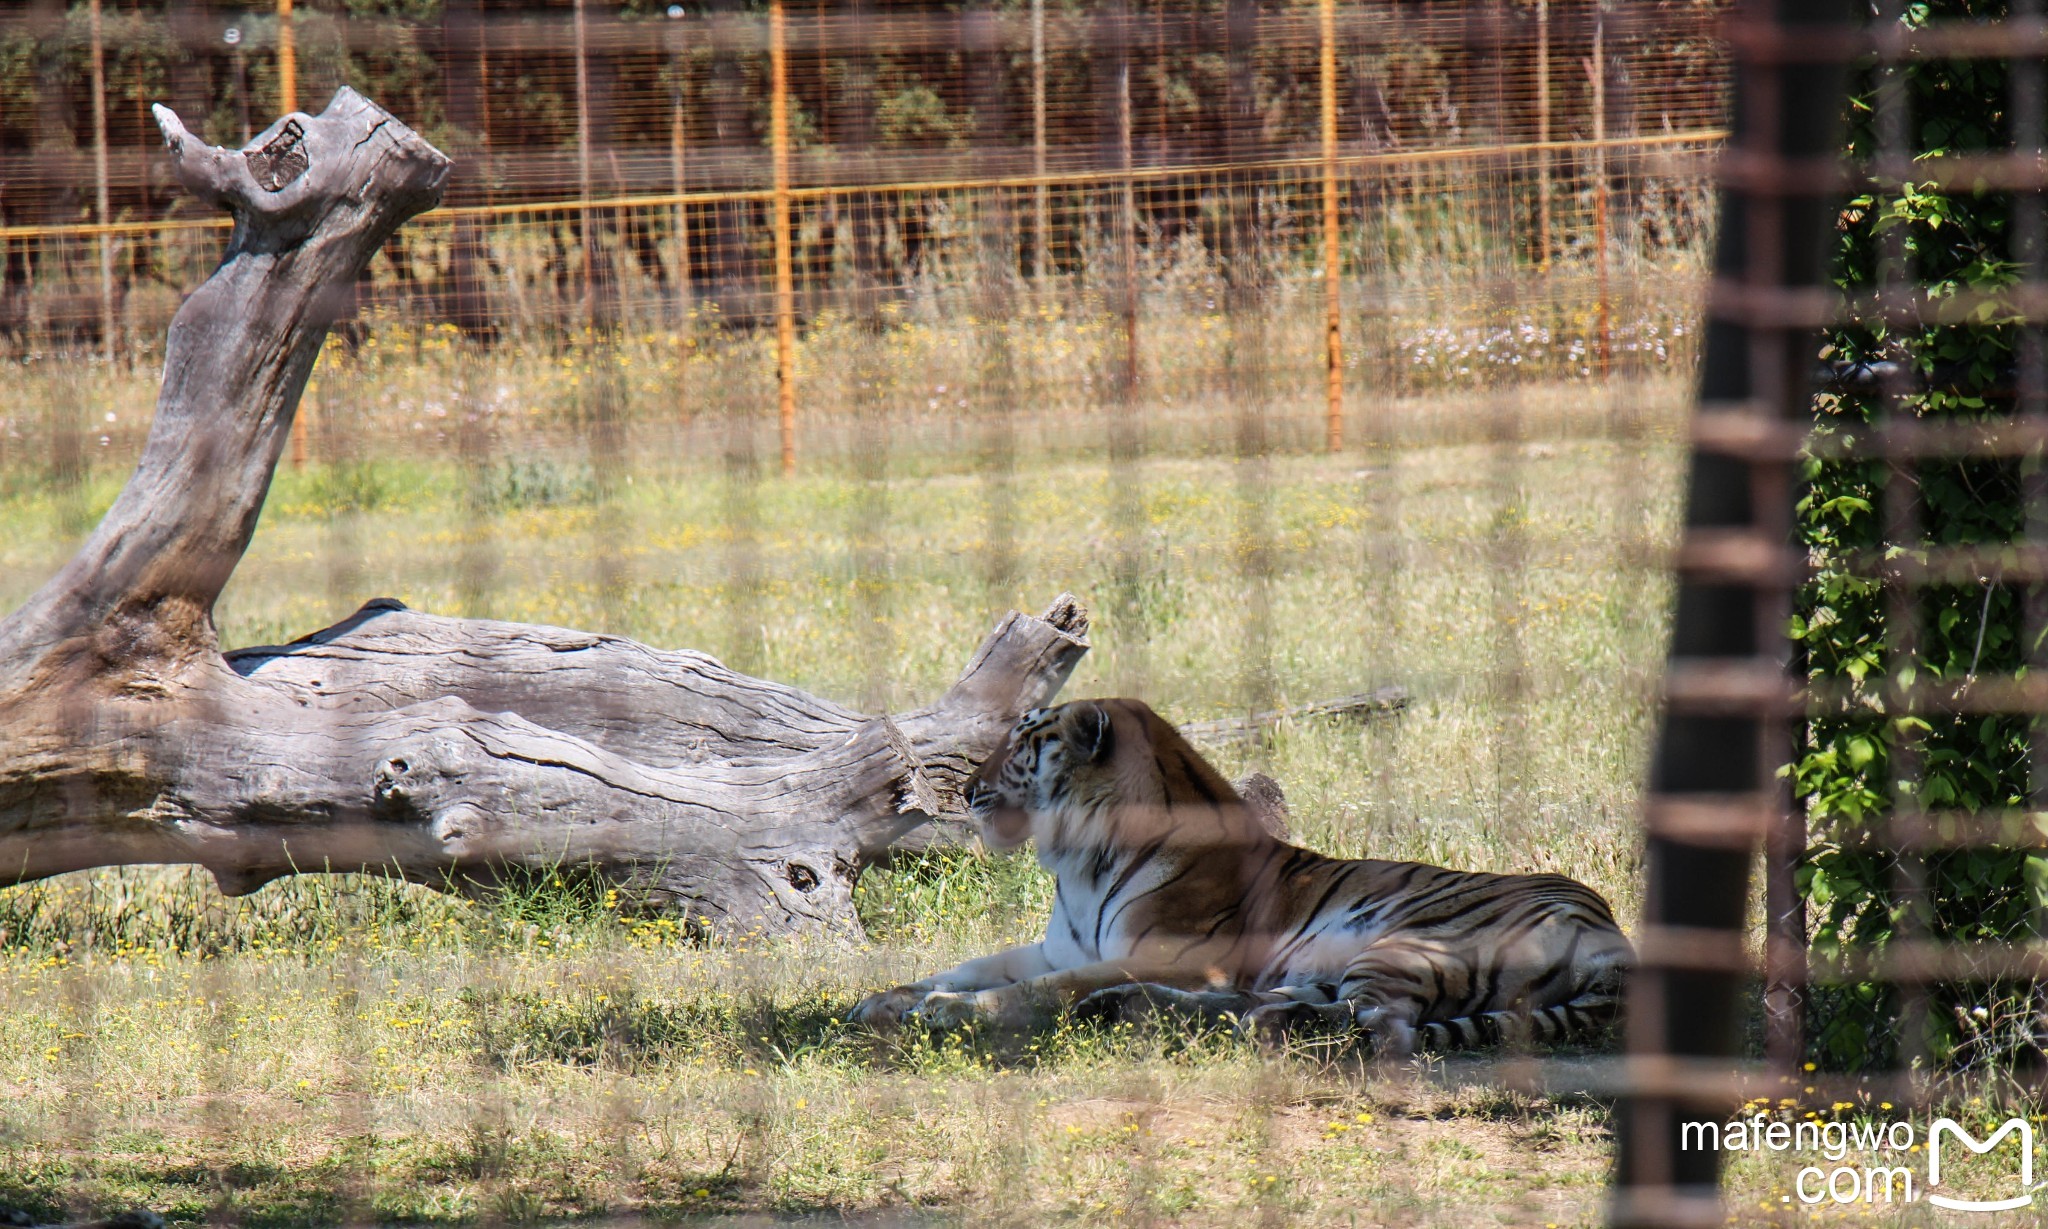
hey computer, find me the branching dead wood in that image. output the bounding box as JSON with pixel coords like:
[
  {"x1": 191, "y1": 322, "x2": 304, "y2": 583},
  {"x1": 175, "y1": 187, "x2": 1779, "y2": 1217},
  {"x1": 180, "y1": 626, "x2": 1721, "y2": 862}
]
[{"x1": 0, "y1": 90, "x2": 1089, "y2": 940}]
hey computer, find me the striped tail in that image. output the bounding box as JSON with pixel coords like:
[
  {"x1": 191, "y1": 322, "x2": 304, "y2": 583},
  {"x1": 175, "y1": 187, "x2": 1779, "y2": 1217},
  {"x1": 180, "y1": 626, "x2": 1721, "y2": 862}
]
[{"x1": 1417, "y1": 984, "x2": 1623, "y2": 1052}]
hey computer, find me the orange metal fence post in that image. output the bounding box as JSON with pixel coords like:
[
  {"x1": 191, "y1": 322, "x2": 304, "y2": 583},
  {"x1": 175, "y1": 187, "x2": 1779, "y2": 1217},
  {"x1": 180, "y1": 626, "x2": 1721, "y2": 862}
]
[
  {"x1": 278, "y1": 0, "x2": 296, "y2": 113},
  {"x1": 1536, "y1": 0, "x2": 1551, "y2": 271},
  {"x1": 771, "y1": 0, "x2": 797, "y2": 475},
  {"x1": 1319, "y1": 0, "x2": 1343, "y2": 452},
  {"x1": 280, "y1": 0, "x2": 307, "y2": 464},
  {"x1": 671, "y1": 90, "x2": 690, "y2": 322}
]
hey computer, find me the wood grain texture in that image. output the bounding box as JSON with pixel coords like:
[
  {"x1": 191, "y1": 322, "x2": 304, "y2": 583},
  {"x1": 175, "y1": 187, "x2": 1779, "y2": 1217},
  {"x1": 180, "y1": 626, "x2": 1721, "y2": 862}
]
[{"x1": 0, "y1": 91, "x2": 1090, "y2": 940}]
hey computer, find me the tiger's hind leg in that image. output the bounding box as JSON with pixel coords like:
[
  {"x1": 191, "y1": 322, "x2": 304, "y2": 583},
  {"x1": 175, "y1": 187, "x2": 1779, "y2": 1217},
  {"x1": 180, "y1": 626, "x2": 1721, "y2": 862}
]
[
  {"x1": 1417, "y1": 984, "x2": 1622, "y2": 1051},
  {"x1": 1322, "y1": 923, "x2": 1634, "y2": 1058},
  {"x1": 1418, "y1": 960, "x2": 1628, "y2": 1052},
  {"x1": 1073, "y1": 983, "x2": 1261, "y2": 1029},
  {"x1": 1235, "y1": 984, "x2": 1368, "y2": 1046},
  {"x1": 1309, "y1": 943, "x2": 1448, "y2": 1058}
]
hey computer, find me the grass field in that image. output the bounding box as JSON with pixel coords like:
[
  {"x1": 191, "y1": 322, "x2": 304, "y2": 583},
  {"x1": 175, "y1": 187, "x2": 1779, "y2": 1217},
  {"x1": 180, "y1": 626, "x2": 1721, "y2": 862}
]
[{"x1": 0, "y1": 322, "x2": 1692, "y2": 1225}]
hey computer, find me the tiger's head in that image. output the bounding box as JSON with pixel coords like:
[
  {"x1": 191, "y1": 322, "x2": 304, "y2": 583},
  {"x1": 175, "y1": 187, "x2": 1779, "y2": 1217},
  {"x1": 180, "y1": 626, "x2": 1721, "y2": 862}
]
[{"x1": 963, "y1": 698, "x2": 1246, "y2": 854}]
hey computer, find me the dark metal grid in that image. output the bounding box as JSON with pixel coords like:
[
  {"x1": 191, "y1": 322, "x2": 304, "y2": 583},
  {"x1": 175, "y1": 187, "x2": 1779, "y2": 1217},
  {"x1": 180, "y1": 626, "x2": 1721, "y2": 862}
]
[
  {"x1": 1613, "y1": 0, "x2": 2048, "y2": 1222},
  {"x1": 1614, "y1": 0, "x2": 1853, "y2": 1223},
  {"x1": 1, "y1": 2, "x2": 1716, "y2": 1224}
]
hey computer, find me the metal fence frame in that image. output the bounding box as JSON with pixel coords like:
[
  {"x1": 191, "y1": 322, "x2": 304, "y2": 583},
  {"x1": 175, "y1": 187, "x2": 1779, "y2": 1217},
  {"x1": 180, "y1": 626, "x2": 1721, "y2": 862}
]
[{"x1": 1610, "y1": 0, "x2": 2048, "y2": 1222}]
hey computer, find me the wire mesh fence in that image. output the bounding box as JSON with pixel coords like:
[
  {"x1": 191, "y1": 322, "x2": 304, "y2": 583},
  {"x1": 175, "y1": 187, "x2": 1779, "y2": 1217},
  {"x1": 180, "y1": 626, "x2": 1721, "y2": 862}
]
[
  {"x1": 0, "y1": 2, "x2": 1732, "y2": 1226},
  {"x1": 1618, "y1": 0, "x2": 2048, "y2": 1224}
]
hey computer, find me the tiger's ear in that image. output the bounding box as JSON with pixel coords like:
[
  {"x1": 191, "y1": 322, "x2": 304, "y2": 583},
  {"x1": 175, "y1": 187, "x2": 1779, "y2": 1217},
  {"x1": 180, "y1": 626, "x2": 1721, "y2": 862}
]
[{"x1": 1064, "y1": 702, "x2": 1115, "y2": 764}]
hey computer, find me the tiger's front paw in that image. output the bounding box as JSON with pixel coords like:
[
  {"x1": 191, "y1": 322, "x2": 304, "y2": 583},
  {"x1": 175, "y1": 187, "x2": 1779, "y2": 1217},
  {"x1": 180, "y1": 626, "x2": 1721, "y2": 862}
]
[
  {"x1": 1074, "y1": 983, "x2": 1190, "y2": 1026},
  {"x1": 1241, "y1": 999, "x2": 1355, "y2": 1046},
  {"x1": 1073, "y1": 984, "x2": 1153, "y2": 1025},
  {"x1": 1077, "y1": 984, "x2": 1256, "y2": 1029},
  {"x1": 907, "y1": 990, "x2": 986, "y2": 1031},
  {"x1": 848, "y1": 985, "x2": 930, "y2": 1031},
  {"x1": 1351, "y1": 1006, "x2": 1418, "y2": 1060}
]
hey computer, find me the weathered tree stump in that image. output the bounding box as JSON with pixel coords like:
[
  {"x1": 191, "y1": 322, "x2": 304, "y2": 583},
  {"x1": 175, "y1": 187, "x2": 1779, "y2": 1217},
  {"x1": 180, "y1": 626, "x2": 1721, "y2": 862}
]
[{"x1": 0, "y1": 90, "x2": 1090, "y2": 940}]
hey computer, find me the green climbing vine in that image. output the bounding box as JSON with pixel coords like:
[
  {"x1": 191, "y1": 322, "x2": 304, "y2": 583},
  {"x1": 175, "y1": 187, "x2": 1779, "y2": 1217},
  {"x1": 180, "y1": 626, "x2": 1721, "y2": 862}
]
[{"x1": 1793, "y1": 0, "x2": 2045, "y2": 1070}]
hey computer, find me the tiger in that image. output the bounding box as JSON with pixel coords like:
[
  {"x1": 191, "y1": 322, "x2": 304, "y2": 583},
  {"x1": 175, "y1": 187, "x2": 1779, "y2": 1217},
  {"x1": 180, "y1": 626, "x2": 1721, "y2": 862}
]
[{"x1": 848, "y1": 697, "x2": 1633, "y2": 1055}]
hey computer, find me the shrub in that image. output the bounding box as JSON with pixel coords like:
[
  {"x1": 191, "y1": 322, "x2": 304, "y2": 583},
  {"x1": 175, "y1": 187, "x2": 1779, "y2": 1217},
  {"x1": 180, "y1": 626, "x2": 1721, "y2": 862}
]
[{"x1": 1794, "y1": 0, "x2": 2039, "y2": 1072}]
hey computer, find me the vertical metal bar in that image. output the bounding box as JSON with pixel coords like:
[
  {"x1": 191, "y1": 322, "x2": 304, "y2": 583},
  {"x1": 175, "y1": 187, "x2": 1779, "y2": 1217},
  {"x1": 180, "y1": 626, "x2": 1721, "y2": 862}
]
[
  {"x1": 574, "y1": 0, "x2": 594, "y2": 327},
  {"x1": 1154, "y1": 0, "x2": 1167, "y2": 160},
  {"x1": 58, "y1": 960, "x2": 97, "y2": 1225},
  {"x1": 846, "y1": 0, "x2": 880, "y2": 333},
  {"x1": 1482, "y1": 0, "x2": 1531, "y2": 855},
  {"x1": 671, "y1": 83, "x2": 691, "y2": 329},
  {"x1": 1870, "y1": 0, "x2": 1929, "y2": 1079},
  {"x1": 847, "y1": 0, "x2": 890, "y2": 712},
  {"x1": 167, "y1": 0, "x2": 212, "y2": 138},
  {"x1": 771, "y1": 0, "x2": 797, "y2": 476},
  {"x1": 444, "y1": 0, "x2": 497, "y2": 619},
  {"x1": 667, "y1": 13, "x2": 690, "y2": 343},
  {"x1": 88, "y1": 0, "x2": 113, "y2": 366},
  {"x1": 282, "y1": 0, "x2": 305, "y2": 465},
  {"x1": 443, "y1": 0, "x2": 491, "y2": 343},
  {"x1": 478, "y1": 0, "x2": 491, "y2": 160},
  {"x1": 572, "y1": 0, "x2": 590, "y2": 193},
  {"x1": 1753, "y1": 8, "x2": 1816, "y2": 1072},
  {"x1": 1320, "y1": 0, "x2": 1343, "y2": 453},
  {"x1": 1033, "y1": 0, "x2": 1048, "y2": 287},
  {"x1": 973, "y1": 2, "x2": 1018, "y2": 617},
  {"x1": 1225, "y1": 0, "x2": 1273, "y2": 726},
  {"x1": 277, "y1": 0, "x2": 295, "y2": 113},
  {"x1": 1356, "y1": 135, "x2": 1402, "y2": 880},
  {"x1": 235, "y1": 36, "x2": 249, "y2": 144},
  {"x1": 1117, "y1": 18, "x2": 1137, "y2": 399},
  {"x1": 1764, "y1": 636, "x2": 1808, "y2": 1075},
  {"x1": 669, "y1": 85, "x2": 695, "y2": 461},
  {"x1": 1102, "y1": 1, "x2": 1147, "y2": 695},
  {"x1": 2013, "y1": 0, "x2": 2048, "y2": 1058},
  {"x1": 1536, "y1": 0, "x2": 1551, "y2": 271},
  {"x1": 1590, "y1": 5, "x2": 1610, "y2": 380},
  {"x1": 1612, "y1": 0, "x2": 1855, "y2": 1221}
]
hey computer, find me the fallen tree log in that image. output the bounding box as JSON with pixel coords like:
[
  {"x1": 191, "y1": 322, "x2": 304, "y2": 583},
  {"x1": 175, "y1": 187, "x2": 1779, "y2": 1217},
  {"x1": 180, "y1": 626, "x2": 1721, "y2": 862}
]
[
  {"x1": 1176, "y1": 686, "x2": 1409, "y2": 745},
  {"x1": 0, "y1": 90, "x2": 1088, "y2": 941}
]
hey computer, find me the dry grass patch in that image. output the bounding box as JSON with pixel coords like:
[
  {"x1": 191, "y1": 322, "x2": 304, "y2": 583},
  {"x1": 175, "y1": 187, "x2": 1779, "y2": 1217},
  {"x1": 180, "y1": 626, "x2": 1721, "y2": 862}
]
[{"x1": 0, "y1": 364, "x2": 1685, "y2": 1225}]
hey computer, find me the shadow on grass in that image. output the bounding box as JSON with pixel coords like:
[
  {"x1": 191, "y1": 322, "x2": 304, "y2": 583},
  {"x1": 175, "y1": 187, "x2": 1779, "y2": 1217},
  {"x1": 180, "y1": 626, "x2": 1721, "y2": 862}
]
[
  {"x1": 459, "y1": 978, "x2": 1630, "y2": 1090},
  {"x1": 461, "y1": 987, "x2": 873, "y2": 1073},
  {"x1": 4, "y1": 1147, "x2": 961, "y2": 1228}
]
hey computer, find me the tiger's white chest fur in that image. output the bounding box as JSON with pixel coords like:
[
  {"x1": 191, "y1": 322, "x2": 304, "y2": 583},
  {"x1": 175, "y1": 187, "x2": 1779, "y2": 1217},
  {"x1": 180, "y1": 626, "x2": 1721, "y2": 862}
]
[{"x1": 1039, "y1": 844, "x2": 1177, "y2": 967}]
